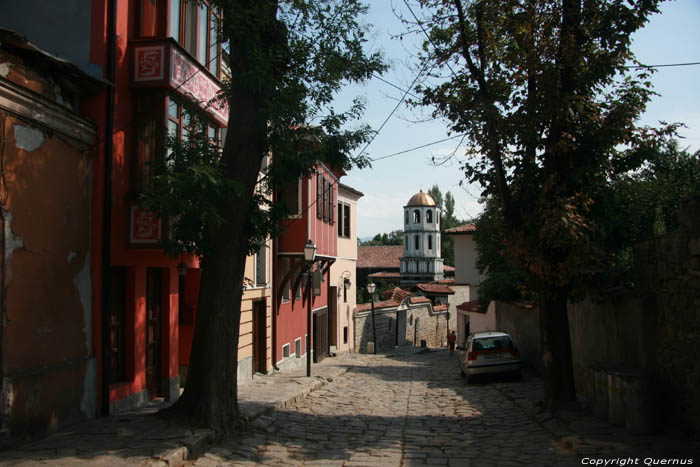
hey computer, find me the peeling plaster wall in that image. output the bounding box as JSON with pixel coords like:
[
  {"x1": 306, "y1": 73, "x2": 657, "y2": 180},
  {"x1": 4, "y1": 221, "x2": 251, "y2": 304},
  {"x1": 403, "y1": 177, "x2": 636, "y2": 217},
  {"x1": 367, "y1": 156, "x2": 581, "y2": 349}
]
[{"x1": 1, "y1": 98, "x2": 94, "y2": 438}]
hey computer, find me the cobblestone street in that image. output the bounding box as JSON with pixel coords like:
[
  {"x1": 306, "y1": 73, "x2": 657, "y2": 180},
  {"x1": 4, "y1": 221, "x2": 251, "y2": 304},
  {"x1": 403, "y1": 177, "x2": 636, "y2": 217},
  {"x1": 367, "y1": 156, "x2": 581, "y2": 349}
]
[{"x1": 190, "y1": 350, "x2": 697, "y2": 467}]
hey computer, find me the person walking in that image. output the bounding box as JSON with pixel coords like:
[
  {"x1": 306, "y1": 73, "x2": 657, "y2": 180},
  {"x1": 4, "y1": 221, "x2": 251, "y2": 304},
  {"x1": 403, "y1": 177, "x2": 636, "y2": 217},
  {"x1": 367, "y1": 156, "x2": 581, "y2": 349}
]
[{"x1": 448, "y1": 330, "x2": 456, "y2": 355}]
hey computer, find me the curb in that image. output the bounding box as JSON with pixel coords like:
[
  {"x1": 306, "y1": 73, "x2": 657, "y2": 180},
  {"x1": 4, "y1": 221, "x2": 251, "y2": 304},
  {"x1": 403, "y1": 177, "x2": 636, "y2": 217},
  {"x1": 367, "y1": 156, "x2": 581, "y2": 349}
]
[{"x1": 156, "y1": 363, "x2": 352, "y2": 465}]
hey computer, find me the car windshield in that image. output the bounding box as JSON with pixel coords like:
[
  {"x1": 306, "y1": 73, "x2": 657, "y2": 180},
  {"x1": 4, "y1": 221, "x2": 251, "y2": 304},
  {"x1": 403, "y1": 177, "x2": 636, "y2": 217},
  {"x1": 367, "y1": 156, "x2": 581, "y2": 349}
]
[{"x1": 473, "y1": 336, "x2": 512, "y2": 351}]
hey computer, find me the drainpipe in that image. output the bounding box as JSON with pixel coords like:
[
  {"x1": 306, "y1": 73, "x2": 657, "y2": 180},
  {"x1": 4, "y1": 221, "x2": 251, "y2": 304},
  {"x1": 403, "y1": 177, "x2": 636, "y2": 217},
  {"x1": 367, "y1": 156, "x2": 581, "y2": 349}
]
[
  {"x1": 271, "y1": 235, "x2": 279, "y2": 371},
  {"x1": 100, "y1": 0, "x2": 117, "y2": 417},
  {"x1": 0, "y1": 116, "x2": 6, "y2": 427}
]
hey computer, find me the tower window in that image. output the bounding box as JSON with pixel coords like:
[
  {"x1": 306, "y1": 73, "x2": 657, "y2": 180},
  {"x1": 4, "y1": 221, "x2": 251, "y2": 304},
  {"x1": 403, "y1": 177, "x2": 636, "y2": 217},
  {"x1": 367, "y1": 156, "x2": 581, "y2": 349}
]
[
  {"x1": 427, "y1": 210, "x2": 433, "y2": 223},
  {"x1": 428, "y1": 235, "x2": 433, "y2": 250},
  {"x1": 413, "y1": 209, "x2": 420, "y2": 224},
  {"x1": 414, "y1": 235, "x2": 420, "y2": 250},
  {"x1": 405, "y1": 210, "x2": 409, "y2": 224}
]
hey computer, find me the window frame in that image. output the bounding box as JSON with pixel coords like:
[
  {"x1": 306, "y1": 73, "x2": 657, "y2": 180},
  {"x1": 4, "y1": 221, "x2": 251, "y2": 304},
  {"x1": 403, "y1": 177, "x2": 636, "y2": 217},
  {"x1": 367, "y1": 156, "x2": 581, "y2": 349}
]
[
  {"x1": 168, "y1": 0, "x2": 222, "y2": 79},
  {"x1": 281, "y1": 178, "x2": 302, "y2": 219},
  {"x1": 337, "y1": 200, "x2": 351, "y2": 239},
  {"x1": 413, "y1": 209, "x2": 421, "y2": 224}
]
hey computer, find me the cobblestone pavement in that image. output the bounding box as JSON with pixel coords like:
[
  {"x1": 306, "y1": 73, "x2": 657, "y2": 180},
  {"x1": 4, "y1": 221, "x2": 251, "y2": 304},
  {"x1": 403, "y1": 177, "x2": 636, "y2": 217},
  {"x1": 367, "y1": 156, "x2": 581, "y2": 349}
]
[{"x1": 190, "y1": 350, "x2": 698, "y2": 467}]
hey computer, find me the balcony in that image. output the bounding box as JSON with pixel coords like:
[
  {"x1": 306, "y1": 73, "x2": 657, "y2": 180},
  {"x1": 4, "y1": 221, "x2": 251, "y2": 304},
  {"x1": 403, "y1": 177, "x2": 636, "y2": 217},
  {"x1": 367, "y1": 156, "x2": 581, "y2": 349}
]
[{"x1": 130, "y1": 38, "x2": 228, "y2": 126}]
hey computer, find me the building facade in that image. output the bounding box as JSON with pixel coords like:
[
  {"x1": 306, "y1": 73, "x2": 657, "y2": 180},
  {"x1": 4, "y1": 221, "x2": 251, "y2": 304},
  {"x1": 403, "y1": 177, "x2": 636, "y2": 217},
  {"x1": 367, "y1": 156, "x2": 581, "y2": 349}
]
[
  {"x1": 0, "y1": 34, "x2": 100, "y2": 441},
  {"x1": 274, "y1": 164, "x2": 341, "y2": 371},
  {"x1": 0, "y1": 0, "x2": 273, "y2": 435},
  {"x1": 400, "y1": 190, "x2": 444, "y2": 285},
  {"x1": 329, "y1": 183, "x2": 363, "y2": 354}
]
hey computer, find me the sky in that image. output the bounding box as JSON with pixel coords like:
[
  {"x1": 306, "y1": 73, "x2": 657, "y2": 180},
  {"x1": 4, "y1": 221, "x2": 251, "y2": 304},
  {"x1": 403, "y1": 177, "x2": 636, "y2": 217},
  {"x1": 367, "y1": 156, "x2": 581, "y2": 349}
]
[{"x1": 336, "y1": 0, "x2": 700, "y2": 239}]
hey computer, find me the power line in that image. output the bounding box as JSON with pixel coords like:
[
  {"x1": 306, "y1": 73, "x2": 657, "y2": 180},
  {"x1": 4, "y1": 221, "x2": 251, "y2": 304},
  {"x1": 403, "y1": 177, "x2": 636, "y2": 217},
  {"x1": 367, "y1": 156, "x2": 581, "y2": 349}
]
[
  {"x1": 370, "y1": 133, "x2": 466, "y2": 162},
  {"x1": 623, "y1": 61, "x2": 700, "y2": 69},
  {"x1": 354, "y1": 58, "x2": 432, "y2": 159}
]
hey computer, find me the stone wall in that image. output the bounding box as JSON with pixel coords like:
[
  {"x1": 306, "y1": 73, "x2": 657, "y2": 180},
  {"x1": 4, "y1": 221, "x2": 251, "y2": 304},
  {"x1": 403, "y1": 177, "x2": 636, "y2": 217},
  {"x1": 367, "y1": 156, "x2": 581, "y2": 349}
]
[
  {"x1": 404, "y1": 305, "x2": 449, "y2": 348},
  {"x1": 354, "y1": 303, "x2": 450, "y2": 352},
  {"x1": 492, "y1": 195, "x2": 700, "y2": 433},
  {"x1": 495, "y1": 302, "x2": 541, "y2": 374},
  {"x1": 354, "y1": 308, "x2": 398, "y2": 353},
  {"x1": 632, "y1": 195, "x2": 700, "y2": 433}
]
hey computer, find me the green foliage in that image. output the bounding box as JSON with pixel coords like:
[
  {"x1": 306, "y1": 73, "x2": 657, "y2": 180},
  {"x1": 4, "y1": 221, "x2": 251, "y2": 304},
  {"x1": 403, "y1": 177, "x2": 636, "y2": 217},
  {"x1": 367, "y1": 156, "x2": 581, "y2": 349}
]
[
  {"x1": 357, "y1": 282, "x2": 399, "y2": 305},
  {"x1": 427, "y1": 185, "x2": 462, "y2": 266},
  {"x1": 474, "y1": 139, "x2": 700, "y2": 306},
  {"x1": 142, "y1": 0, "x2": 387, "y2": 260},
  {"x1": 360, "y1": 230, "x2": 404, "y2": 246},
  {"x1": 411, "y1": 0, "x2": 674, "y2": 300}
]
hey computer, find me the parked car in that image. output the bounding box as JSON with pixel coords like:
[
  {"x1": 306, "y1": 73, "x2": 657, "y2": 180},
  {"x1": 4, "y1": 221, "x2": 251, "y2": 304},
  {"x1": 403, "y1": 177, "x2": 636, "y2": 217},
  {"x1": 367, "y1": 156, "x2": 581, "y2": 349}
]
[{"x1": 461, "y1": 331, "x2": 522, "y2": 383}]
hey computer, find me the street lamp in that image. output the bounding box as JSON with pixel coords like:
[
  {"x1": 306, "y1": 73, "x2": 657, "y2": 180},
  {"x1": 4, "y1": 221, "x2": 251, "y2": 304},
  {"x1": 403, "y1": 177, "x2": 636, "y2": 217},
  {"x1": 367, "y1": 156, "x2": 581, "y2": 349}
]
[
  {"x1": 304, "y1": 239, "x2": 316, "y2": 377},
  {"x1": 367, "y1": 282, "x2": 377, "y2": 354}
]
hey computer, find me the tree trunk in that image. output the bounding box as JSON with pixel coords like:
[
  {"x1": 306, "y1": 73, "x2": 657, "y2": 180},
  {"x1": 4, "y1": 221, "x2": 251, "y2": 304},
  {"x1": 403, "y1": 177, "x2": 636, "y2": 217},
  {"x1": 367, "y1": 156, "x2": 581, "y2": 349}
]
[
  {"x1": 165, "y1": 79, "x2": 268, "y2": 434},
  {"x1": 539, "y1": 290, "x2": 577, "y2": 410}
]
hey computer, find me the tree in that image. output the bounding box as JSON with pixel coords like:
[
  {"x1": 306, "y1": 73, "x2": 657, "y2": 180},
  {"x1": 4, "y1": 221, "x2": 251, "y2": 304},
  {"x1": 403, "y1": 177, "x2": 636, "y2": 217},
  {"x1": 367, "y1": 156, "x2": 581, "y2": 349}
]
[
  {"x1": 427, "y1": 185, "x2": 461, "y2": 265},
  {"x1": 141, "y1": 0, "x2": 385, "y2": 432},
  {"x1": 412, "y1": 0, "x2": 674, "y2": 408},
  {"x1": 475, "y1": 138, "x2": 700, "y2": 308},
  {"x1": 360, "y1": 229, "x2": 404, "y2": 246}
]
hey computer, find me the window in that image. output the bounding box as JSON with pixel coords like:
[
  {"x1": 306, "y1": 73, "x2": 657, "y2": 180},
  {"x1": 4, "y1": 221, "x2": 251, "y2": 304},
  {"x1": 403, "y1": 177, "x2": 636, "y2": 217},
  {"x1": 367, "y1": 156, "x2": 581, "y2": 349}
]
[
  {"x1": 427, "y1": 210, "x2": 433, "y2": 223},
  {"x1": 405, "y1": 235, "x2": 408, "y2": 251},
  {"x1": 280, "y1": 179, "x2": 301, "y2": 218},
  {"x1": 343, "y1": 326, "x2": 348, "y2": 344},
  {"x1": 405, "y1": 210, "x2": 409, "y2": 224},
  {"x1": 316, "y1": 172, "x2": 334, "y2": 225},
  {"x1": 169, "y1": 0, "x2": 180, "y2": 42},
  {"x1": 140, "y1": 0, "x2": 159, "y2": 37},
  {"x1": 255, "y1": 241, "x2": 267, "y2": 287},
  {"x1": 415, "y1": 235, "x2": 420, "y2": 250},
  {"x1": 281, "y1": 258, "x2": 290, "y2": 302},
  {"x1": 413, "y1": 209, "x2": 420, "y2": 224},
  {"x1": 337, "y1": 201, "x2": 351, "y2": 238},
  {"x1": 294, "y1": 261, "x2": 303, "y2": 300},
  {"x1": 282, "y1": 343, "x2": 290, "y2": 358},
  {"x1": 295, "y1": 338, "x2": 302, "y2": 357},
  {"x1": 168, "y1": 0, "x2": 222, "y2": 78},
  {"x1": 428, "y1": 235, "x2": 433, "y2": 250}
]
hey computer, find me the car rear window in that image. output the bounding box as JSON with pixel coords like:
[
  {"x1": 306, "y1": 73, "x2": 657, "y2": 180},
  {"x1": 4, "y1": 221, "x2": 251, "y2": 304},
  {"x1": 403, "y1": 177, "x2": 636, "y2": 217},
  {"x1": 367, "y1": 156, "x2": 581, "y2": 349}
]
[{"x1": 473, "y1": 336, "x2": 512, "y2": 351}]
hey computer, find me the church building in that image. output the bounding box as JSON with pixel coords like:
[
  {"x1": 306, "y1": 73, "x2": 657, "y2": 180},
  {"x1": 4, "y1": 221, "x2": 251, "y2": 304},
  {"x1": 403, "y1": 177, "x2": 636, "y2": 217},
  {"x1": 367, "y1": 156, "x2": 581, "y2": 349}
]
[{"x1": 400, "y1": 191, "x2": 445, "y2": 285}]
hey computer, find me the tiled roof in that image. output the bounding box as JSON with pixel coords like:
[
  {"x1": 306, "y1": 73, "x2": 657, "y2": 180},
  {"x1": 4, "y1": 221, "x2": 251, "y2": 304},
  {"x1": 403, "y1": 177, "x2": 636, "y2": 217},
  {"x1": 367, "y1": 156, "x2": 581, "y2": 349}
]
[
  {"x1": 416, "y1": 283, "x2": 455, "y2": 295},
  {"x1": 457, "y1": 300, "x2": 480, "y2": 312},
  {"x1": 443, "y1": 265, "x2": 455, "y2": 272},
  {"x1": 436, "y1": 279, "x2": 455, "y2": 285},
  {"x1": 355, "y1": 299, "x2": 400, "y2": 313},
  {"x1": 409, "y1": 296, "x2": 431, "y2": 304},
  {"x1": 368, "y1": 271, "x2": 402, "y2": 279},
  {"x1": 358, "y1": 245, "x2": 403, "y2": 269},
  {"x1": 444, "y1": 223, "x2": 477, "y2": 234},
  {"x1": 433, "y1": 303, "x2": 448, "y2": 312},
  {"x1": 384, "y1": 287, "x2": 411, "y2": 302}
]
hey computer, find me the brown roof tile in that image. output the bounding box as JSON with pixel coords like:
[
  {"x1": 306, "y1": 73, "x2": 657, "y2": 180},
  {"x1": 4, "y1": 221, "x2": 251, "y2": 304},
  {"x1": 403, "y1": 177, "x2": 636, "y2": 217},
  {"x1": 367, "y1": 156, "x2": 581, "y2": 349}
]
[
  {"x1": 357, "y1": 245, "x2": 403, "y2": 269},
  {"x1": 433, "y1": 303, "x2": 448, "y2": 312},
  {"x1": 355, "y1": 299, "x2": 399, "y2": 313},
  {"x1": 368, "y1": 271, "x2": 402, "y2": 279},
  {"x1": 409, "y1": 296, "x2": 431, "y2": 304},
  {"x1": 416, "y1": 283, "x2": 455, "y2": 295},
  {"x1": 444, "y1": 223, "x2": 477, "y2": 235},
  {"x1": 457, "y1": 300, "x2": 480, "y2": 312}
]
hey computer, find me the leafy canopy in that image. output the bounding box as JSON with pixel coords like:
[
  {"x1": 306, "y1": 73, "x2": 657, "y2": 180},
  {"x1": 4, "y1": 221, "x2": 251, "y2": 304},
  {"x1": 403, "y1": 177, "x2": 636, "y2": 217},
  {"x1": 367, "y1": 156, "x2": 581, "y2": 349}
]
[
  {"x1": 141, "y1": 0, "x2": 387, "y2": 259},
  {"x1": 411, "y1": 0, "x2": 674, "y2": 299}
]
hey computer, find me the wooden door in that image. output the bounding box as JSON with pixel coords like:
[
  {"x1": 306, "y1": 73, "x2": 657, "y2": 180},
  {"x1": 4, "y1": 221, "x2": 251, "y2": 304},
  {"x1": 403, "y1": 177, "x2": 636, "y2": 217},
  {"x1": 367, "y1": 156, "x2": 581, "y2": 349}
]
[
  {"x1": 313, "y1": 308, "x2": 328, "y2": 363},
  {"x1": 146, "y1": 268, "x2": 162, "y2": 400},
  {"x1": 329, "y1": 286, "x2": 338, "y2": 347},
  {"x1": 252, "y1": 300, "x2": 267, "y2": 374}
]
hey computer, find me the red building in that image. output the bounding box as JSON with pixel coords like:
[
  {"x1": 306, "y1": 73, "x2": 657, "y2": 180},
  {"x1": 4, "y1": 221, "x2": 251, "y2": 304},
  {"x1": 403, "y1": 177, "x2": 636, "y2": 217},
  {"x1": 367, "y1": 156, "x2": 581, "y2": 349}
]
[
  {"x1": 0, "y1": 0, "x2": 247, "y2": 421},
  {"x1": 274, "y1": 164, "x2": 341, "y2": 371}
]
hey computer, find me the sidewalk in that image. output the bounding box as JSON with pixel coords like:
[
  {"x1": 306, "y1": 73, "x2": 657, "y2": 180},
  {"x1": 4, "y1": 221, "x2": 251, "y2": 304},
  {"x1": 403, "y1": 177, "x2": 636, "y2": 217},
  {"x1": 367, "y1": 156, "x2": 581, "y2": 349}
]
[{"x1": 0, "y1": 351, "x2": 370, "y2": 466}]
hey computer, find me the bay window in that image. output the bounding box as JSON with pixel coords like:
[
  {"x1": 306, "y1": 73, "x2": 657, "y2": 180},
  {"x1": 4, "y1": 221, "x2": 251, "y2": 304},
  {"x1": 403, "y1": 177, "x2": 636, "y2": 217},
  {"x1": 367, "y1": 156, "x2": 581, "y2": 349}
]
[{"x1": 167, "y1": 0, "x2": 222, "y2": 78}]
